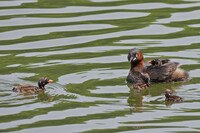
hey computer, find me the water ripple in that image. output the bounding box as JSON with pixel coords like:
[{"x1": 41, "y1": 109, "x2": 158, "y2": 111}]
[
  {"x1": 0, "y1": 24, "x2": 117, "y2": 41},
  {"x1": 1, "y1": 3, "x2": 199, "y2": 16},
  {"x1": 16, "y1": 46, "x2": 133, "y2": 57},
  {"x1": 0, "y1": 0, "x2": 37, "y2": 7},
  {"x1": 1, "y1": 1, "x2": 200, "y2": 133},
  {"x1": 155, "y1": 10, "x2": 200, "y2": 23},
  {"x1": 58, "y1": 68, "x2": 127, "y2": 85},
  {"x1": 116, "y1": 36, "x2": 200, "y2": 47},
  {"x1": 0, "y1": 12, "x2": 149, "y2": 27},
  {"x1": 0, "y1": 25, "x2": 182, "y2": 50}
]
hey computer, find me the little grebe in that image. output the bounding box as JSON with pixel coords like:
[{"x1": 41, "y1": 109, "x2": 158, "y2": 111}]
[
  {"x1": 148, "y1": 59, "x2": 170, "y2": 67},
  {"x1": 13, "y1": 77, "x2": 53, "y2": 94},
  {"x1": 127, "y1": 48, "x2": 189, "y2": 84},
  {"x1": 165, "y1": 89, "x2": 183, "y2": 102},
  {"x1": 127, "y1": 48, "x2": 151, "y2": 89}
]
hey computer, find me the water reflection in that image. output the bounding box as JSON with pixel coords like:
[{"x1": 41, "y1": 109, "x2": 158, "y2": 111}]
[
  {"x1": 37, "y1": 92, "x2": 53, "y2": 102},
  {"x1": 127, "y1": 89, "x2": 144, "y2": 109}
]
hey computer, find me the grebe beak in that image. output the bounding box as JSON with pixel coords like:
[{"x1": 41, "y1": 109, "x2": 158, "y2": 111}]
[
  {"x1": 129, "y1": 57, "x2": 133, "y2": 63},
  {"x1": 129, "y1": 57, "x2": 137, "y2": 63}
]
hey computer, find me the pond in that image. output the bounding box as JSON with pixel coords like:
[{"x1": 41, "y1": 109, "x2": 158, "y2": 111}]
[{"x1": 0, "y1": 0, "x2": 200, "y2": 132}]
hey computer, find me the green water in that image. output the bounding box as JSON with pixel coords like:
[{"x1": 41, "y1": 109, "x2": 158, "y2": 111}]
[{"x1": 0, "y1": 0, "x2": 200, "y2": 132}]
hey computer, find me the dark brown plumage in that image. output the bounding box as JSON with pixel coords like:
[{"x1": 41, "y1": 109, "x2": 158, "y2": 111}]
[
  {"x1": 13, "y1": 77, "x2": 53, "y2": 94},
  {"x1": 165, "y1": 89, "x2": 183, "y2": 102},
  {"x1": 147, "y1": 58, "x2": 189, "y2": 83},
  {"x1": 127, "y1": 48, "x2": 189, "y2": 84}
]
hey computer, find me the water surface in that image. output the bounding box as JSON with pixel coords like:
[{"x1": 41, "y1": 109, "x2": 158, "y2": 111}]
[{"x1": 0, "y1": 0, "x2": 200, "y2": 132}]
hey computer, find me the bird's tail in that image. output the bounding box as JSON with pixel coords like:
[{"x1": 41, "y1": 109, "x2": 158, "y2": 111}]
[{"x1": 172, "y1": 68, "x2": 189, "y2": 82}]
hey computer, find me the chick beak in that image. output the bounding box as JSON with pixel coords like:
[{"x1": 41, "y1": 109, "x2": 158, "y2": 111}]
[
  {"x1": 48, "y1": 79, "x2": 53, "y2": 83},
  {"x1": 148, "y1": 61, "x2": 152, "y2": 64}
]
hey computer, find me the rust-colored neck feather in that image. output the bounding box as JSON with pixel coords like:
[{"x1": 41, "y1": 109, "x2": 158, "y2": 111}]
[{"x1": 130, "y1": 53, "x2": 144, "y2": 72}]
